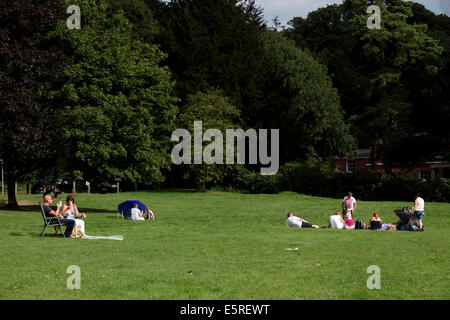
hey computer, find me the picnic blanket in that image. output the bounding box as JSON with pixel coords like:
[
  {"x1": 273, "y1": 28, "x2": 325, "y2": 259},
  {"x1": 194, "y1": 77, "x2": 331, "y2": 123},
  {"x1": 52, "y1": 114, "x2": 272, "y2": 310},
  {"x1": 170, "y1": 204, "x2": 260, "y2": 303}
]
[{"x1": 82, "y1": 235, "x2": 124, "y2": 241}]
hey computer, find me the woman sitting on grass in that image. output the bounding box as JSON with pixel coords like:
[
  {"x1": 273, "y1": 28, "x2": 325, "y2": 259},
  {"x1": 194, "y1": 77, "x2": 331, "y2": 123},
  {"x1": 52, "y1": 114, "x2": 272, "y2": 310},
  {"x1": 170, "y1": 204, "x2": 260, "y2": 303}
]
[
  {"x1": 369, "y1": 212, "x2": 382, "y2": 230},
  {"x1": 62, "y1": 195, "x2": 87, "y2": 237}
]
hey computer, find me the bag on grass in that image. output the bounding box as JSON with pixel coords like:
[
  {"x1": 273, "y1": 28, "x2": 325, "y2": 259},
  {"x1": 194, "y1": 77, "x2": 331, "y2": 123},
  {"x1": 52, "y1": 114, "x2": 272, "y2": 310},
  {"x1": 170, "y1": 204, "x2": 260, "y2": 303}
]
[{"x1": 355, "y1": 219, "x2": 365, "y2": 230}]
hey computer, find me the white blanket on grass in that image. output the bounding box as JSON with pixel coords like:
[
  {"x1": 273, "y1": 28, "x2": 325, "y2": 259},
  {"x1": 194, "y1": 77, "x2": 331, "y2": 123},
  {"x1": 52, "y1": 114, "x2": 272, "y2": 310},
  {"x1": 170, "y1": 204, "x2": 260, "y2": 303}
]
[{"x1": 82, "y1": 235, "x2": 124, "y2": 241}]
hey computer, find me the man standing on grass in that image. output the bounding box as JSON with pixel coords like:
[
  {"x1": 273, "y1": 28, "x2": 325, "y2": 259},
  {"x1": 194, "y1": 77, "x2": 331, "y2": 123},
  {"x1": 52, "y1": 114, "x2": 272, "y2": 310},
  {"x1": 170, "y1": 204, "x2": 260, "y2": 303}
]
[
  {"x1": 342, "y1": 191, "x2": 357, "y2": 219},
  {"x1": 412, "y1": 193, "x2": 425, "y2": 230},
  {"x1": 286, "y1": 213, "x2": 320, "y2": 229},
  {"x1": 42, "y1": 194, "x2": 75, "y2": 238}
]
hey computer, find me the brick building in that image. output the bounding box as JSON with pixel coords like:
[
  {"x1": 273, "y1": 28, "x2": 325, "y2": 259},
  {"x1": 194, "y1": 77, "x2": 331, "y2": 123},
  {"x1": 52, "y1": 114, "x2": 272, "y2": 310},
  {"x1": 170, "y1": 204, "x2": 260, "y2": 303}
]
[{"x1": 335, "y1": 148, "x2": 450, "y2": 180}]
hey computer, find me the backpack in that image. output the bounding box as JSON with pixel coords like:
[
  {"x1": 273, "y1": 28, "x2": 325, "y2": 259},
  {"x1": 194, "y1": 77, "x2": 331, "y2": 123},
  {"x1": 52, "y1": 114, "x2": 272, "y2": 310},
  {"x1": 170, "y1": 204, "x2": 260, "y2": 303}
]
[{"x1": 355, "y1": 219, "x2": 365, "y2": 230}]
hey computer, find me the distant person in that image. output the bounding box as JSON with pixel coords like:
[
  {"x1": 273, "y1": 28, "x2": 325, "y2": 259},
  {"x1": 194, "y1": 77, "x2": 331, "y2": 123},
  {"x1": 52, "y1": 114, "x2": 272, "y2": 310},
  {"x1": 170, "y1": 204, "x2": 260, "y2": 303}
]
[
  {"x1": 369, "y1": 212, "x2": 382, "y2": 230},
  {"x1": 62, "y1": 195, "x2": 87, "y2": 237},
  {"x1": 286, "y1": 213, "x2": 320, "y2": 229},
  {"x1": 328, "y1": 212, "x2": 349, "y2": 229},
  {"x1": 342, "y1": 191, "x2": 357, "y2": 219},
  {"x1": 344, "y1": 211, "x2": 355, "y2": 229},
  {"x1": 131, "y1": 204, "x2": 145, "y2": 221},
  {"x1": 412, "y1": 193, "x2": 425, "y2": 230},
  {"x1": 146, "y1": 206, "x2": 155, "y2": 220},
  {"x1": 42, "y1": 194, "x2": 75, "y2": 238}
]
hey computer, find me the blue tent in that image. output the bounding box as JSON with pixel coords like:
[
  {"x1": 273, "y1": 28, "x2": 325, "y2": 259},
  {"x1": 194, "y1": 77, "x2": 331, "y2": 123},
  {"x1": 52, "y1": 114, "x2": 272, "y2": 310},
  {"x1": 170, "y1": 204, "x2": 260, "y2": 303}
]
[{"x1": 118, "y1": 200, "x2": 147, "y2": 219}]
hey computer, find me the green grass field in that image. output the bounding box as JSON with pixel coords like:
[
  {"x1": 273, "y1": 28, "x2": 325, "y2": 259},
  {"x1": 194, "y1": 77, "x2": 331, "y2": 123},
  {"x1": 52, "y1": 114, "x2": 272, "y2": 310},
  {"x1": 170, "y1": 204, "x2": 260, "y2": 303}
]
[{"x1": 0, "y1": 190, "x2": 449, "y2": 300}]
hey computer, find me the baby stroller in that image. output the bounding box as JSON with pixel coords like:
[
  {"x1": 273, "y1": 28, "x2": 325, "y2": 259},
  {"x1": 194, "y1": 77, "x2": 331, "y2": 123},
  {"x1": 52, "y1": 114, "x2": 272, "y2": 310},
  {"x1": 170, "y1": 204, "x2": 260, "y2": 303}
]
[{"x1": 393, "y1": 207, "x2": 420, "y2": 231}]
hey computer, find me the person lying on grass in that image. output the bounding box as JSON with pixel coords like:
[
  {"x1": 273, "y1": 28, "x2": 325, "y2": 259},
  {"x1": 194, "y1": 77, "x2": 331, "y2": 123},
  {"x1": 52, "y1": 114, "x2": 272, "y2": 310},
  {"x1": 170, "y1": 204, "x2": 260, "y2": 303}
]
[
  {"x1": 286, "y1": 213, "x2": 320, "y2": 229},
  {"x1": 62, "y1": 195, "x2": 87, "y2": 237},
  {"x1": 42, "y1": 194, "x2": 75, "y2": 238}
]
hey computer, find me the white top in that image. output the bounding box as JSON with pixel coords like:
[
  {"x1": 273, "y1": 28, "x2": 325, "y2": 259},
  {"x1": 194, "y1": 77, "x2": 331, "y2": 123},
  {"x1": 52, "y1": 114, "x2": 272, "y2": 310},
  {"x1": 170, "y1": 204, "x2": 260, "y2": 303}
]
[
  {"x1": 415, "y1": 197, "x2": 425, "y2": 211},
  {"x1": 342, "y1": 196, "x2": 356, "y2": 211},
  {"x1": 130, "y1": 208, "x2": 142, "y2": 220},
  {"x1": 286, "y1": 216, "x2": 303, "y2": 228},
  {"x1": 65, "y1": 205, "x2": 77, "y2": 219},
  {"x1": 329, "y1": 215, "x2": 344, "y2": 229}
]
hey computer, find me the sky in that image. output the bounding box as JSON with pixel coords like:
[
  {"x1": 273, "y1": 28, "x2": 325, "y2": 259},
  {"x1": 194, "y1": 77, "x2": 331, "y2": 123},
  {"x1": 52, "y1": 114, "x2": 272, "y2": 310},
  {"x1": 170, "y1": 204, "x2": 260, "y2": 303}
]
[{"x1": 254, "y1": 0, "x2": 449, "y2": 27}]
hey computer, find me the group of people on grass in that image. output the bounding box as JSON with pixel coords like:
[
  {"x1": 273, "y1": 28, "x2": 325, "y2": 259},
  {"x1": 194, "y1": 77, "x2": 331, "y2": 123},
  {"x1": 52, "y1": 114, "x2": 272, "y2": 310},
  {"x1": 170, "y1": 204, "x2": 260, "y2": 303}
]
[
  {"x1": 131, "y1": 203, "x2": 155, "y2": 221},
  {"x1": 42, "y1": 194, "x2": 87, "y2": 238},
  {"x1": 286, "y1": 191, "x2": 426, "y2": 231},
  {"x1": 42, "y1": 194, "x2": 155, "y2": 238}
]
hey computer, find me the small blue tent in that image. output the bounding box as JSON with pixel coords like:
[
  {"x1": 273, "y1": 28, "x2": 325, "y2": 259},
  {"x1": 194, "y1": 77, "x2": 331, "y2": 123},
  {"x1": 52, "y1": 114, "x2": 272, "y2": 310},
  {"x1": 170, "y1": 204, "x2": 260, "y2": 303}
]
[{"x1": 118, "y1": 200, "x2": 147, "y2": 219}]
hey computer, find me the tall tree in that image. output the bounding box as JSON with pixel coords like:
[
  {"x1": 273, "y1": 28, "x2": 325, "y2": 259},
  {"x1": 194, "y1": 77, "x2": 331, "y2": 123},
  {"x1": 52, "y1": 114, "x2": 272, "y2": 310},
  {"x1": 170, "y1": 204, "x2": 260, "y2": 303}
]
[
  {"x1": 178, "y1": 89, "x2": 241, "y2": 191},
  {"x1": 258, "y1": 30, "x2": 355, "y2": 162},
  {"x1": 47, "y1": 0, "x2": 178, "y2": 187},
  {"x1": 154, "y1": 0, "x2": 266, "y2": 116},
  {"x1": 351, "y1": 0, "x2": 443, "y2": 173},
  {"x1": 0, "y1": 0, "x2": 69, "y2": 207},
  {"x1": 285, "y1": 0, "x2": 446, "y2": 171}
]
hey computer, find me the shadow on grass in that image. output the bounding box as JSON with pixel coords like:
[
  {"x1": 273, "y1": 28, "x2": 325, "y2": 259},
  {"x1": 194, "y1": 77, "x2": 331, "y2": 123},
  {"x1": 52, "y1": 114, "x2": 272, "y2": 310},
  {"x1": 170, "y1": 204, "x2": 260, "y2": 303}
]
[{"x1": 0, "y1": 204, "x2": 117, "y2": 214}]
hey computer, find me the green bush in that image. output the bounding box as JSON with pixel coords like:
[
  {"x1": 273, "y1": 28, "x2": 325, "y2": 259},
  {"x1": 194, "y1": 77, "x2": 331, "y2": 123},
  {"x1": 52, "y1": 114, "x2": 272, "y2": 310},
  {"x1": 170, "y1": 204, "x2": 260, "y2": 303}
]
[{"x1": 225, "y1": 162, "x2": 450, "y2": 202}]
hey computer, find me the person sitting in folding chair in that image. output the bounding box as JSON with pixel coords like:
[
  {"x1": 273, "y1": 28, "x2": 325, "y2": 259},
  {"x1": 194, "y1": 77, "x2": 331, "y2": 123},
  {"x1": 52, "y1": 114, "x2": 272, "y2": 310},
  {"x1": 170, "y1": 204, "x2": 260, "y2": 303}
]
[
  {"x1": 62, "y1": 195, "x2": 87, "y2": 238},
  {"x1": 42, "y1": 195, "x2": 75, "y2": 238}
]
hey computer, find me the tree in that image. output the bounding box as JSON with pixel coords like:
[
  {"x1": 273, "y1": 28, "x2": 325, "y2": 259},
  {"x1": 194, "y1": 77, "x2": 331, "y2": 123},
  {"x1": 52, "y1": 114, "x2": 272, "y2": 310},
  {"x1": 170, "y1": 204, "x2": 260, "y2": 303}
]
[
  {"x1": 154, "y1": 0, "x2": 266, "y2": 116},
  {"x1": 257, "y1": 30, "x2": 355, "y2": 162},
  {"x1": 47, "y1": 0, "x2": 178, "y2": 187},
  {"x1": 285, "y1": 0, "x2": 446, "y2": 171},
  {"x1": 109, "y1": 0, "x2": 160, "y2": 43},
  {"x1": 351, "y1": 0, "x2": 443, "y2": 172},
  {"x1": 0, "y1": 0, "x2": 69, "y2": 207},
  {"x1": 178, "y1": 89, "x2": 241, "y2": 191}
]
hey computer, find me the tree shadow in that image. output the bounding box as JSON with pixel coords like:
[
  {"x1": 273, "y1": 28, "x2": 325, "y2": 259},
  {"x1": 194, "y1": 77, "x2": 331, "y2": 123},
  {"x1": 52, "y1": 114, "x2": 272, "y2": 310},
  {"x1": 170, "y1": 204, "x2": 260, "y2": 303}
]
[{"x1": 0, "y1": 204, "x2": 117, "y2": 214}]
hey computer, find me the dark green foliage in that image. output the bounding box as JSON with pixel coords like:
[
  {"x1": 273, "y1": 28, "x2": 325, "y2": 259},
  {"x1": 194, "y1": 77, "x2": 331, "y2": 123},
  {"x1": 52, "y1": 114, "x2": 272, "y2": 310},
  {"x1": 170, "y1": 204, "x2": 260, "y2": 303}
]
[
  {"x1": 47, "y1": 0, "x2": 178, "y2": 186},
  {"x1": 284, "y1": 0, "x2": 448, "y2": 170},
  {"x1": 155, "y1": 0, "x2": 266, "y2": 115},
  {"x1": 226, "y1": 161, "x2": 450, "y2": 202},
  {"x1": 258, "y1": 31, "x2": 355, "y2": 161},
  {"x1": 0, "y1": 0, "x2": 69, "y2": 207}
]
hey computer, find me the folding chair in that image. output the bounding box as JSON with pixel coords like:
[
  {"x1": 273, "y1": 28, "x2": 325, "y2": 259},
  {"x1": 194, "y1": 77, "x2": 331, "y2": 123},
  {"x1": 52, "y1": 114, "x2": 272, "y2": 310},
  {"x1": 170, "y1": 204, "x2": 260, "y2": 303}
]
[{"x1": 39, "y1": 202, "x2": 66, "y2": 237}]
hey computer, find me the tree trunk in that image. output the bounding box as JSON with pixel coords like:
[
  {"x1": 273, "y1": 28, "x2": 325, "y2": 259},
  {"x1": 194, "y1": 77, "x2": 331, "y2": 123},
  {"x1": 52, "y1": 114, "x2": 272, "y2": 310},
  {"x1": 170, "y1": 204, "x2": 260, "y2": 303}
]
[
  {"x1": 134, "y1": 181, "x2": 137, "y2": 192},
  {"x1": 116, "y1": 182, "x2": 120, "y2": 193},
  {"x1": 72, "y1": 181, "x2": 76, "y2": 194},
  {"x1": 202, "y1": 166, "x2": 206, "y2": 192},
  {"x1": 7, "y1": 174, "x2": 18, "y2": 209}
]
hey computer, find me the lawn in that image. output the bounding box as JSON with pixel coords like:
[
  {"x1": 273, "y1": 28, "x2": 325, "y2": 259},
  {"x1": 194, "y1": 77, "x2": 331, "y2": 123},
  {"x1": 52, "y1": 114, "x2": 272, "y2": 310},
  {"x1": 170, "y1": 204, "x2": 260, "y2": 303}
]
[{"x1": 0, "y1": 190, "x2": 448, "y2": 300}]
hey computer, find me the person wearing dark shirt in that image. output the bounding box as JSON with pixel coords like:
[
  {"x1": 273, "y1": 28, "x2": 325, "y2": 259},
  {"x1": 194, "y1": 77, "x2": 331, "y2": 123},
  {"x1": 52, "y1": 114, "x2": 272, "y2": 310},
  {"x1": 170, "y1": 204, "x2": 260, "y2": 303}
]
[
  {"x1": 369, "y1": 212, "x2": 382, "y2": 230},
  {"x1": 43, "y1": 194, "x2": 75, "y2": 238}
]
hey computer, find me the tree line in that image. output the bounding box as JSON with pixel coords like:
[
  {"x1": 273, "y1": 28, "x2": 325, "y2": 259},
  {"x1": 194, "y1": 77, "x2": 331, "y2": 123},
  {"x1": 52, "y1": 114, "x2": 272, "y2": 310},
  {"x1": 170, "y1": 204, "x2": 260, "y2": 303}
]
[{"x1": 1, "y1": 0, "x2": 448, "y2": 207}]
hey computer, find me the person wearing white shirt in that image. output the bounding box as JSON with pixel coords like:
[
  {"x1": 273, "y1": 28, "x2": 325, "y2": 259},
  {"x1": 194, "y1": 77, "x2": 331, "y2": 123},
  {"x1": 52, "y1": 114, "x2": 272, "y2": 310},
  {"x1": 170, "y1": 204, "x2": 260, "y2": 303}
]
[
  {"x1": 131, "y1": 204, "x2": 145, "y2": 221},
  {"x1": 342, "y1": 191, "x2": 357, "y2": 219},
  {"x1": 412, "y1": 193, "x2": 425, "y2": 230},
  {"x1": 286, "y1": 213, "x2": 320, "y2": 229},
  {"x1": 328, "y1": 212, "x2": 349, "y2": 229}
]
